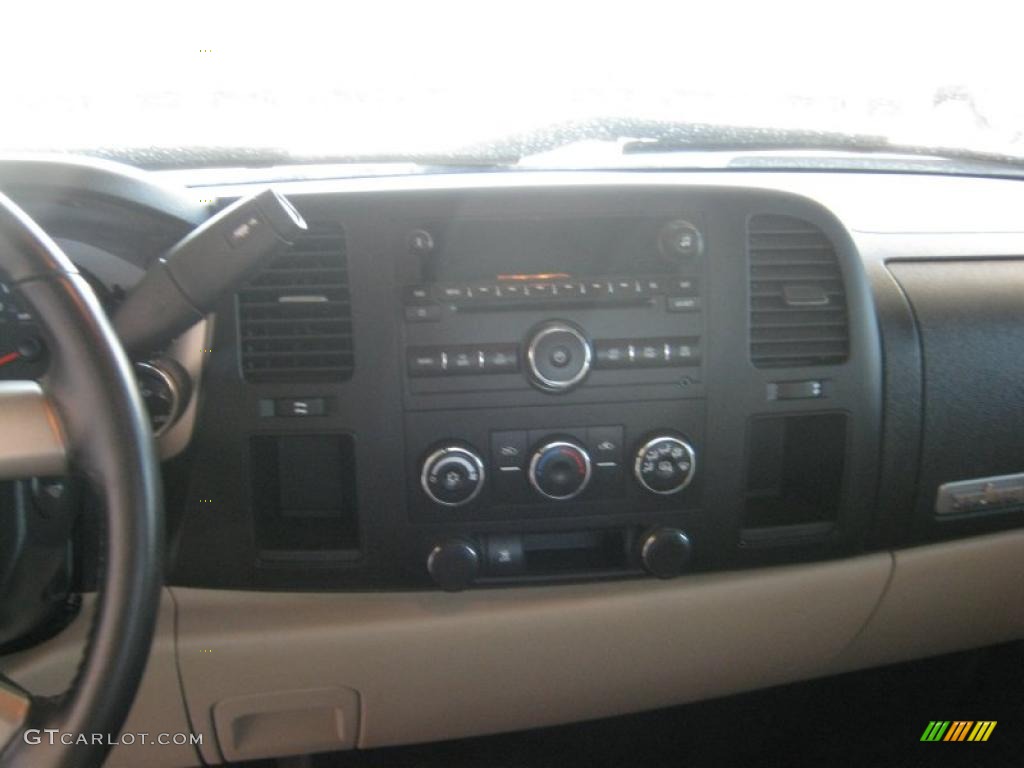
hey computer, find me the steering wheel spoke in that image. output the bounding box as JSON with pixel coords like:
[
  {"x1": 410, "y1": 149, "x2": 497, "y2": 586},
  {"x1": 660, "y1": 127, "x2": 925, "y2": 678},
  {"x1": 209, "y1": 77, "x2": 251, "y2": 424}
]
[{"x1": 0, "y1": 381, "x2": 67, "y2": 481}]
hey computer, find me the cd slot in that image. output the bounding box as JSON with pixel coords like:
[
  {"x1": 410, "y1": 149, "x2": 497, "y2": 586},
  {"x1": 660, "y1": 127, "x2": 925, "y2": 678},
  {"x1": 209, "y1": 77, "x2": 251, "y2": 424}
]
[{"x1": 453, "y1": 294, "x2": 653, "y2": 312}]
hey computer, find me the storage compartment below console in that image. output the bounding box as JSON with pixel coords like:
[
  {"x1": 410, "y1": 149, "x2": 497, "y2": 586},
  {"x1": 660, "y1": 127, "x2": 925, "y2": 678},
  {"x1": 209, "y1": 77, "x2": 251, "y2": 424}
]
[
  {"x1": 743, "y1": 413, "x2": 847, "y2": 542},
  {"x1": 250, "y1": 434, "x2": 360, "y2": 558}
]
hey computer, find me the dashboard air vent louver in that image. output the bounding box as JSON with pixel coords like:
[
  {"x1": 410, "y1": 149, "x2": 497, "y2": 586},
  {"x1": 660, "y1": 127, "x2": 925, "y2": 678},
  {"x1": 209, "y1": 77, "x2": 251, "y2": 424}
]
[
  {"x1": 748, "y1": 214, "x2": 849, "y2": 368},
  {"x1": 237, "y1": 223, "x2": 353, "y2": 382}
]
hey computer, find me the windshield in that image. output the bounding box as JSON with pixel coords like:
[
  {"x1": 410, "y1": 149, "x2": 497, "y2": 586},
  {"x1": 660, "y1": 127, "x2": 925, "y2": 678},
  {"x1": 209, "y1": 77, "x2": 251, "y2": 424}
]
[{"x1": 3, "y1": 0, "x2": 1021, "y2": 170}]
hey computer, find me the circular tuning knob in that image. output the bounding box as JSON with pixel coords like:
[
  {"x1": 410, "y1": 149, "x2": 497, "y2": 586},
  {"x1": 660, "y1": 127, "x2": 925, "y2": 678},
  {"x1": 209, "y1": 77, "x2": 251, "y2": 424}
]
[
  {"x1": 641, "y1": 528, "x2": 692, "y2": 579},
  {"x1": 421, "y1": 446, "x2": 485, "y2": 507},
  {"x1": 634, "y1": 435, "x2": 696, "y2": 495},
  {"x1": 529, "y1": 440, "x2": 592, "y2": 501},
  {"x1": 526, "y1": 322, "x2": 592, "y2": 393},
  {"x1": 658, "y1": 219, "x2": 703, "y2": 262},
  {"x1": 427, "y1": 539, "x2": 480, "y2": 591}
]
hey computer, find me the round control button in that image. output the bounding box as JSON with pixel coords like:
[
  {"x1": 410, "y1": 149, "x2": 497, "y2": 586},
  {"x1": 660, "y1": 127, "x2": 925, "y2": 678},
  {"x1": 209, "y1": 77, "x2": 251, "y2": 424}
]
[
  {"x1": 407, "y1": 228, "x2": 435, "y2": 255},
  {"x1": 427, "y1": 539, "x2": 480, "y2": 591},
  {"x1": 549, "y1": 345, "x2": 572, "y2": 368},
  {"x1": 658, "y1": 219, "x2": 703, "y2": 261},
  {"x1": 640, "y1": 528, "x2": 693, "y2": 578},
  {"x1": 634, "y1": 436, "x2": 696, "y2": 495},
  {"x1": 529, "y1": 440, "x2": 592, "y2": 500},
  {"x1": 421, "y1": 446, "x2": 485, "y2": 507},
  {"x1": 526, "y1": 323, "x2": 592, "y2": 392}
]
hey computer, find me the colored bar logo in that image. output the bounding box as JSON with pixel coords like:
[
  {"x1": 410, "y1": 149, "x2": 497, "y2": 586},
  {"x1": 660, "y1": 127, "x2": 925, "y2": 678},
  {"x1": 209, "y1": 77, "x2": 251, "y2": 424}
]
[{"x1": 921, "y1": 721, "x2": 997, "y2": 742}]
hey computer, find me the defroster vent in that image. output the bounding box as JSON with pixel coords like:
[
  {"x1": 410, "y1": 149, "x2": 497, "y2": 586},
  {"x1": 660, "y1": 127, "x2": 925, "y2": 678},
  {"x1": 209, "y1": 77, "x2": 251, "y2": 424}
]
[
  {"x1": 238, "y1": 224, "x2": 354, "y2": 382},
  {"x1": 749, "y1": 214, "x2": 849, "y2": 368}
]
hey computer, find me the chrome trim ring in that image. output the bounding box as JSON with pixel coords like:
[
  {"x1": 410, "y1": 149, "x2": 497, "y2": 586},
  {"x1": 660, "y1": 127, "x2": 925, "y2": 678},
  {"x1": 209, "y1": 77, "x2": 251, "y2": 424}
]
[
  {"x1": 134, "y1": 361, "x2": 182, "y2": 438},
  {"x1": 634, "y1": 436, "x2": 696, "y2": 495},
  {"x1": 528, "y1": 440, "x2": 592, "y2": 501},
  {"x1": 526, "y1": 322, "x2": 593, "y2": 393},
  {"x1": 420, "y1": 446, "x2": 486, "y2": 507}
]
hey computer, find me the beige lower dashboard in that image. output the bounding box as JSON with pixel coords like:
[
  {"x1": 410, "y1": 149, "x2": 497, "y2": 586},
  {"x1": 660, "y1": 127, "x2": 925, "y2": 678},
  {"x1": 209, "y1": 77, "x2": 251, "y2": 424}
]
[{"x1": 3, "y1": 530, "x2": 1023, "y2": 766}]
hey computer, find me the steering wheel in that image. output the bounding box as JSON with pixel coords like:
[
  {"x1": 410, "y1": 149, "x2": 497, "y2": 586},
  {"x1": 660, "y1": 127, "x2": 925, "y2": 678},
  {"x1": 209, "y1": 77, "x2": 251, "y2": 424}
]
[{"x1": 0, "y1": 192, "x2": 162, "y2": 767}]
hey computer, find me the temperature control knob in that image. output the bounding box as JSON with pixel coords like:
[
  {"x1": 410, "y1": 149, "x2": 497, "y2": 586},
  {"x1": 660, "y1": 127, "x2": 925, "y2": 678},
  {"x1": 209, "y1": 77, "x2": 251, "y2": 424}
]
[
  {"x1": 421, "y1": 446, "x2": 485, "y2": 507},
  {"x1": 634, "y1": 435, "x2": 696, "y2": 495},
  {"x1": 529, "y1": 440, "x2": 592, "y2": 500}
]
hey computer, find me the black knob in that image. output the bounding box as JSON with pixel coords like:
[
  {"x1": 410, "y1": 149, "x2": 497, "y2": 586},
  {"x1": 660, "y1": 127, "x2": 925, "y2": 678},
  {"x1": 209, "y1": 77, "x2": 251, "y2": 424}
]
[
  {"x1": 529, "y1": 440, "x2": 592, "y2": 500},
  {"x1": 427, "y1": 539, "x2": 480, "y2": 591},
  {"x1": 421, "y1": 446, "x2": 486, "y2": 507},
  {"x1": 407, "y1": 228, "x2": 435, "y2": 256},
  {"x1": 634, "y1": 435, "x2": 696, "y2": 495},
  {"x1": 526, "y1": 322, "x2": 592, "y2": 393},
  {"x1": 640, "y1": 528, "x2": 692, "y2": 579},
  {"x1": 658, "y1": 219, "x2": 703, "y2": 262}
]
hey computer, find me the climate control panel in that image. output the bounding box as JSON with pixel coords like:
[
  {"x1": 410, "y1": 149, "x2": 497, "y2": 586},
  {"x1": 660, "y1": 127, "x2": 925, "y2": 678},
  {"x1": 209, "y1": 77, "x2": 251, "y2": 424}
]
[{"x1": 414, "y1": 425, "x2": 698, "y2": 517}]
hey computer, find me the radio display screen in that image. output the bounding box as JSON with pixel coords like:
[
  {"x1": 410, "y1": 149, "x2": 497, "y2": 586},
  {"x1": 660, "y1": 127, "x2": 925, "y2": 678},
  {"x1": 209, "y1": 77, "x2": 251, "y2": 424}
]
[{"x1": 428, "y1": 216, "x2": 675, "y2": 281}]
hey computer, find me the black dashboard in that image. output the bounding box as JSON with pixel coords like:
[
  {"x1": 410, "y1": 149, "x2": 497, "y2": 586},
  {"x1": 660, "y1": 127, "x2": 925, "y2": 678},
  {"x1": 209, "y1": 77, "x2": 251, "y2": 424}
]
[{"x1": 4, "y1": 160, "x2": 1024, "y2": 594}]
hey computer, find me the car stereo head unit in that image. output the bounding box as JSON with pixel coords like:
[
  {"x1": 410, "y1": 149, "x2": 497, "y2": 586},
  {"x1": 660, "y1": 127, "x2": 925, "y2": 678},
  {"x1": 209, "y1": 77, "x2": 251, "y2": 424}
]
[{"x1": 399, "y1": 214, "x2": 707, "y2": 399}]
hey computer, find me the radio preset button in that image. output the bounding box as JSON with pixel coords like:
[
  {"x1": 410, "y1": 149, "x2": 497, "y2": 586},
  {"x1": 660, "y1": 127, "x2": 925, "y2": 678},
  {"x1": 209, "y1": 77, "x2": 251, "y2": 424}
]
[
  {"x1": 447, "y1": 348, "x2": 483, "y2": 373},
  {"x1": 404, "y1": 304, "x2": 441, "y2": 323},
  {"x1": 471, "y1": 284, "x2": 499, "y2": 300},
  {"x1": 557, "y1": 282, "x2": 579, "y2": 297},
  {"x1": 667, "y1": 295, "x2": 702, "y2": 313},
  {"x1": 672, "y1": 278, "x2": 699, "y2": 295},
  {"x1": 529, "y1": 282, "x2": 556, "y2": 297},
  {"x1": 481, "y1": 345, "x2": 519, "y2": 372},
  {"x1": 594, "y1": 337, "x2": 700, "y2": 369},
  {"x1": 665, "y1": 341, "x2": 701, "y2": 366},
  {"x1": 636, "y1": 342, "x2": 664, "y2": 365},
  {"x1": 407, "y1": 350, "x2": 444, "y2": 376},
  {"x1": 408, "y1": 345, "x2": 519, "y2": 377},
  {"x1": 594, "y1": 340, "x2": 633, "y2": 368},
  {"x1": 436, "y1": 285, "x2": 469, "y2": 301},
  {"x1": 405, "y1": 285, "x2": 431, "y2": 302}
]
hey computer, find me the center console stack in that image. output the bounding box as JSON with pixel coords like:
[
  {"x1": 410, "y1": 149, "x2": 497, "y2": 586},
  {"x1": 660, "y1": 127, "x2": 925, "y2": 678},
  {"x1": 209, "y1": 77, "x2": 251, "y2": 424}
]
[
  {"x1": 174, "y1": 183, "x2": 883, "y2": 593},
  {"x1": 387, "y1": 188, "x2": 880, "y2": 590}
]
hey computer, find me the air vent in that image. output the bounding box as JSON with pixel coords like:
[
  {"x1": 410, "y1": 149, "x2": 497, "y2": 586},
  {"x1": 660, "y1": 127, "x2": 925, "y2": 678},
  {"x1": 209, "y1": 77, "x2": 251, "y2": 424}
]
[
  {"x1": 237, "y1": 224, "x2": 353, "y2": 382},
  {"x1": 748, "y1": 214, "x2": 849, "y2": 368}
]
